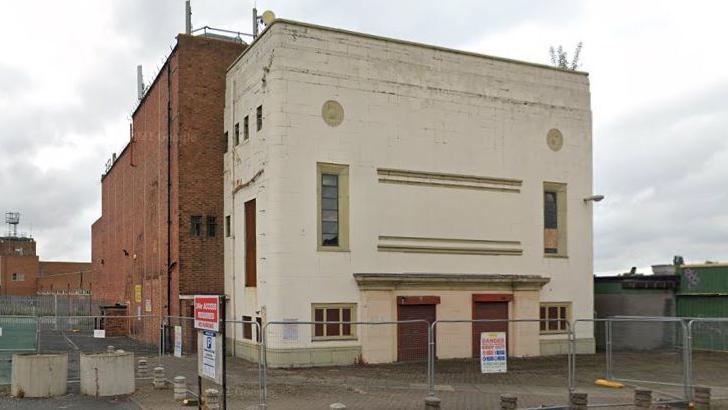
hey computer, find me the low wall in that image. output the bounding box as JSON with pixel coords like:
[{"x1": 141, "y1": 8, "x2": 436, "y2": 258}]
[
  {"x1": 540, "y1": 338, "x2": 595, "y2": 355},
  {"x1": 80, "y1": 351, "x2": 135, "y2": 396},
  {"x1": 11, "y1": 353, "x2": 68, "y2": 397}
]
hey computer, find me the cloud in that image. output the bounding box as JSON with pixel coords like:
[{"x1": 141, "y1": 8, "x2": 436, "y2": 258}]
[{"x1": 1, "y1": 0, "x2": 727, "y2": 275}]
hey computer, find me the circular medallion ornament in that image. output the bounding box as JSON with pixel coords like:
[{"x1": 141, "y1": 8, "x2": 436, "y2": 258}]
[
  {"x1": 322, "y1": 100, "x2": 344, "y2": 127},
  {"x1": 546, "y1": 128, "x2": 564, "y2": 151}
]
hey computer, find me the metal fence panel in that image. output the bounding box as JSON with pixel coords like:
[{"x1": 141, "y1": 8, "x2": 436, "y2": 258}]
[
  {"x1": 262, "y1": 320, "x2": 429, "y2": 409},
  {"x1": 689, "y1": 319, "x2": 728, "y2": 402},
  {"x1": 432, "y1": 319, "x2": 572, "y2": 409},
  {"x1": 0, "y1": 316, "x2": 38, "y2": 385}
]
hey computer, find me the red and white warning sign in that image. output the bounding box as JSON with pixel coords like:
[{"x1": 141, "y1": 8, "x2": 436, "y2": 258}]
[{"x1": 194, "y1": 295, "x2": 220, "y2": 332}]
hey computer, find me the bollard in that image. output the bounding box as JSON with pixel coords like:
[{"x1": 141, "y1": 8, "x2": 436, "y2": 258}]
[
  {"x1": 152, "y1": 366, "x2": 167, "y2": 389},
  {"x1": 424, "y1": 396, "x2": 441, "y2": 409},
  {"x1": 569, "y1": 391, "x2": 588, "y2": 409},
  {"x1": 500, "y1": 394, "x2": 517, "y2": 410},
  {"x1": 173, "y1": 376, "x2": 187, "y2": 401},
  {"x1": 204, "y1": 388, "x2": 220, "y2": 410},
  {"x1": 329, "y1": 404, "x2": 347, "y2": 409},
  {"x1": 137, "y1": 358, "x2": 149, "y2": 378},
  {"x1": 634, "y1": 388, "x2": 652, "y2": 408},
  {"x1": 694, "y1": 386, "x2": 711, "y2": 409},
  {"x1": 106, "y1": 345, "x2": 115, "y2": 353}
]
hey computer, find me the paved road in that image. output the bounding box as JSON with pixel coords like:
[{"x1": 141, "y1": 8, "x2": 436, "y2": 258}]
[{"x1": 0, "y1": 394, "x2": 140, "y2": 409}]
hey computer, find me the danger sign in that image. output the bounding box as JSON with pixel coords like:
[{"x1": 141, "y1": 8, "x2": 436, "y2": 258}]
[{"x1": 194, "y1": 295, "x2": 220, "y2": 332}]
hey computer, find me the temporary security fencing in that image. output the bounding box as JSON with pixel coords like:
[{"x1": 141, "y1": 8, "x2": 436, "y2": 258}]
[
  {"x1": 430, "y1": 319, "x2": 573, "y2": 409},
  {"x1": 687, "y1": 318, "x2": 728, "y2": 403},
  {"x1": 0, "y1": 316, "x2": 38, "y2": 384},
  {"x1": 262, "y1": 320, "x2": 431, "y2": 409}
]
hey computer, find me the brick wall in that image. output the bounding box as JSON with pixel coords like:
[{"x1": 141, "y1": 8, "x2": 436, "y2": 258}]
[
  {"x1": 0, "y1": 237, "x2": 36, "y2": 256},
  {"x1": 91, "y1": 34, "x2": 244, "y2": 342},
  {"x1": 0, "y1": 255, "x2": 40, "y2": 296}
]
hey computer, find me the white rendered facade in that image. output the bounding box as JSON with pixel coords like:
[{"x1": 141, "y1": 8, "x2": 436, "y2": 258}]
[{"x1": 223, "y1": 20, "x2": 594, "y2": 364}]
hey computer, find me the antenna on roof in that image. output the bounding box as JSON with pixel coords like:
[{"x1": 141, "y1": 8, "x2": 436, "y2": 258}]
[
  {"x1": 136, "y1": 65, "x2": 144, "y2": 100},
  {"x1": 252, "y1": 8, "x2": 275, "y2": 39},
  {"x1": 185, "y1": 0, "x2": 192, "y2": 35},
  {"x1": 5, "y1": 212, "x2": 20, "y2": 237}
]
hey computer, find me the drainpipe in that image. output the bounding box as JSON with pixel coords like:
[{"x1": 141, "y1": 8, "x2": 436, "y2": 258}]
[{"x1": 166, "y1": 61, "x2": 172, "y2": 319}]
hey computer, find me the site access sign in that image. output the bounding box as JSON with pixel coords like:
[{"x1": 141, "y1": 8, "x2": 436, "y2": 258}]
[{"x1": 194, "y1": 295, "x2": 220, "y2": 332}]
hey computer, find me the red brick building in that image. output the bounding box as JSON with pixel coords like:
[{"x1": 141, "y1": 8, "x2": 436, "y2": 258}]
[
  {"x1": 0, "y1": 236, "x2": 91, "y2": 295},
  {"x1": 90, "y1": 34, "x2": 245, "y2": 338}
]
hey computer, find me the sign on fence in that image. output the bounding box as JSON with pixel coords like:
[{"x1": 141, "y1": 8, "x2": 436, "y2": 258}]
[
  {"x1": 94, "y1": 329, "x2": 106, "y2": 338},
  {"x1": 480, "y1": 332, "x2": 507, "y2": 373},
  {"x1": 194, "y1": 295, "x2": 220, "y2": 331},
  {"x1": 198, "y1": 330, "x2": 222, "y2": 383},
  {"x1": 174, "y1": 325, "x2": 182, "y2": 357}
]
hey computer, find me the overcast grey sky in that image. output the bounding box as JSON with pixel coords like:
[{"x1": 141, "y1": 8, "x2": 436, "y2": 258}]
[{"x1": 1, "y1": 1, "x2": 726, "y2": 274}]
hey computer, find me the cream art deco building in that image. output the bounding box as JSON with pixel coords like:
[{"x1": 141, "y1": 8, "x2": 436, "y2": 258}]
[{"x1": 223, "y1": 19, "x2": 595, "y2": 365}]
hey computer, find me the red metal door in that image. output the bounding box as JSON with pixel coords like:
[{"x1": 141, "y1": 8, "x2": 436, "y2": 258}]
[
  {"x1": 397, "y1": 304, "x2": 436, "y2": 361},
  {"x1": 472, "y1": 302, "x2": 508, "y2": 358}
]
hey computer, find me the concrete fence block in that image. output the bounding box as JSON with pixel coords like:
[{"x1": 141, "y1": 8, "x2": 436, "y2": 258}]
[
  {"x1": 569, "y1": 391, "x2": 588, "y2": 409},
  {"x1": 329, "y1": 403, "x2": 346, "y2": 409},
  {"x1": 11, "y1": 353, "x2": 68, "y2": 398},
  {"x1": 634, "y1": 388, "x2": 652, "y2": 408},
  {"x1": 80, "y1": 351, "x2": 135, "y2": 397},
  {"x1": 173, "y1": 376, "x2": 187, "y2": 401},
  {"x1": 204, "y1": 388, "x2": 220, "y2": 410},
  {"x1": 153, "y1": 366, "x2": 167, "y2": 389},
  {"x1": 424, "y1": 396, "x2": 441, "y2": 409},
  {"x1": 694, "y1": 386, "x2": 711, "y2": 409},
  {"x1": 137, "y1": 358, "x2": 149, "y2": 378},
  {"x1": 500, "y1": 394, "x2": 517, "y2": 410},
  {"x1": 106, "y1": 346, "x2": 115, "y2": 353}
]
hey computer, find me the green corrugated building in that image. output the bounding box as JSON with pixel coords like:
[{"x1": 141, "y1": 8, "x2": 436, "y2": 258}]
[{"x1": 676, "y1": 263, "x2": 728, "y2": 350}]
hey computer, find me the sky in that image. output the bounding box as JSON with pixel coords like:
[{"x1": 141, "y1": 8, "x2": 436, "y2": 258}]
[{"x1": 0, "y1": 0, "x2": 726, "y2": 274}]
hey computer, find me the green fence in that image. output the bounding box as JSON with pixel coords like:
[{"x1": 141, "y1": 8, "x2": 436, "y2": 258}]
[{"x1": 0, "y1": 316, "x2": 38, "y2": 385}]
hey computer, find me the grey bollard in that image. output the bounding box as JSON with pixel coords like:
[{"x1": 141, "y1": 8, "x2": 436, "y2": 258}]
[
  {"x1": 424, "y1": 396, "x2": 441, "y2": 409},
  {"x1": 633, "y1": 388, "x2": 652, "y2": 408},
  {"x1": 205, "y1": 388, "x2": 220, "y2": 410},
  {"x1": 694, "y1": 386, "x2": 711, "y2": 409},
  {"x1": 500, "y1": 394, "x2": 517, "y2": 410},
  {"x1": 569, "y1": 391, "x2": 588, "y2": 409},
  {"x1": 137, "y1": 358, "x2": 149, "y2": 378},
  {"x1": 106, "y1": 345, "x2": 115, "y2": 353},
  {"x1": 152, "y1": 366, "x2": 167, "y2": 389},
  {"x1": 173, "y1": 376, "x2": 187, "y2": 401},
  {"x1": 329, "y1": 404, "x2": 346, "y2": 409}
]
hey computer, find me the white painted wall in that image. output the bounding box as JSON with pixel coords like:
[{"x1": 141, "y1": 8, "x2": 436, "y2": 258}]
[{"x1": 224, "y1": 21, "x2": 594, "y2": 345}]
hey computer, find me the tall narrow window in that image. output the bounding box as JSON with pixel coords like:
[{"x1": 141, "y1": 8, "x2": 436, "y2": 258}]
[
  {"x1": 225, "y1": 215, "x2": 231, "y2": 237},
  {"x1": 206, "y1": 216, "x2": 217, "y2": 237},
  {"x1": 321, "y1": 174, "x2": 339, "y2": 246},
  {"x1": 317, "y1": 163, "x2": 349, "y2": 250},
  {"x1": 256, "y1": 105, "x2": 263, "y2": 131},
  {"x1": 543, "y1": 182, "x2": 567, "y2": 256},
  {"x1": 234, "y1": 122, "x2": 240, "y2": 145},
  {"x1": 223, "y1": 131, "x2": 229, "y2": 153},
  {"x1": 243, "y1": 116, "x2": 249, "y2": 140},
  {"x1": 190, "y1": 215, "x2": 202, "y2": 236},
  {"x1": 245, "y1": 199, "x2": 257, "y2": 287}
]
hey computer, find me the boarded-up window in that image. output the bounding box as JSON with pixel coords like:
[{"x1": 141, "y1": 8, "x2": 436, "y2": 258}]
[
  {"x1": 540, "y1": 303, "x2": 570, "y2": 333},
  {"x1": 543, "y1": 182, "x2": 567, "y2": 256},
  {"x1": 312, "y1": 304, "x2": 356, "y2": 340},
  {"x1": 243, "y1": 315, "x2": 252, "y2": 340},
  {"x1": 245, "y1": 199, "x2": 256, "y2": 287}
]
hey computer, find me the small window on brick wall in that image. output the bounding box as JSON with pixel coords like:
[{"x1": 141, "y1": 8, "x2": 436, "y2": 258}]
[
  {"x1": 207, "y1": 216, "x2": 217, "y2": 237},
  {"x1": 11, "y1": 273, "x2": 25, "y2": 282},
  {"x1": 190, "y1": 215, "x2": 202, "y2": 236},
  {"x1": 540, "y1": 303, "x2": 570, "y2": 333},
  {"x1": 312, "y1": 304, "x2": 356, "y2": 340}
]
